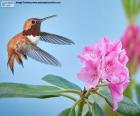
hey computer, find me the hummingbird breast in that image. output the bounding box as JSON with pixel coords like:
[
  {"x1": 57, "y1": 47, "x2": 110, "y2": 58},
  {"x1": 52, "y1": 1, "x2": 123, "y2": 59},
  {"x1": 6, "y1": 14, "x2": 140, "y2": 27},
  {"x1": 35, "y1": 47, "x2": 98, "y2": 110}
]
[{"x1": 27, "y1": 35, "x2": 40, "y2": 44}]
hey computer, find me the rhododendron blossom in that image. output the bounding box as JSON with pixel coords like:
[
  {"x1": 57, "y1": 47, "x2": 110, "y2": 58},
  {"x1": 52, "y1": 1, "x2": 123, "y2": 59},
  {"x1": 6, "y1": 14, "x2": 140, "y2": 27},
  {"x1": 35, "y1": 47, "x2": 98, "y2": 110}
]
[
  {"x1": 77, "y1": 38, "x2": 129, "y2": 110},
  {"x1": 121, "y1": 25, "x2": 140, "y2": 64}
]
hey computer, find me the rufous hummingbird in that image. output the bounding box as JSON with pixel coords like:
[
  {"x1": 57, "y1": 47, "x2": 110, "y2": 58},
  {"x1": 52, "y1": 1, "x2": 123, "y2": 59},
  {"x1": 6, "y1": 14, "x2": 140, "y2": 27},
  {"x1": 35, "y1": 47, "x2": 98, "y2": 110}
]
[{"x1": 7, "y1": 15, "x2": 74, "y2": 74}]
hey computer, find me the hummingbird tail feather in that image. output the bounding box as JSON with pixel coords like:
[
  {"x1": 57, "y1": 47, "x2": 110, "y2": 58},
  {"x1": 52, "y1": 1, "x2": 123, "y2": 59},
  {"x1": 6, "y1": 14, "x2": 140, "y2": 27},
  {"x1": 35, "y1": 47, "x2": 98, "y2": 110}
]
[
  {"x1": 23, "y1": 55, "x2": 28, "y2": 60},
  {"x1": 7, "y1": 55, "x2": 15, "y2": 74},
  {"x1": 15, "y1": 54, "x2": 24, "y2": 68}
]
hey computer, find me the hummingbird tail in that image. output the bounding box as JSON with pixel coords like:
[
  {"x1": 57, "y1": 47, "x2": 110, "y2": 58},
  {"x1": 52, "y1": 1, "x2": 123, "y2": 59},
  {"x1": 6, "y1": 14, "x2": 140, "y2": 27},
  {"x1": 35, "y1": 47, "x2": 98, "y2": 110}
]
[
  {"x1": 7, "y1": 55, "x2": 15, "y2": 74},
  {"x1": 15, "y1": 54, "x2": 24, "y2": 68},
  {"x1": 23, "y1": 55, "x2": 28, "y2": 60}
]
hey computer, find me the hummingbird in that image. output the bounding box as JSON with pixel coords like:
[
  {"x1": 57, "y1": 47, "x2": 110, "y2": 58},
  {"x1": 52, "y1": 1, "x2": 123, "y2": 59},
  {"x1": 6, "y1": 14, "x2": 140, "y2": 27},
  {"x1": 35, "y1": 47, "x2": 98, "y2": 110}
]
[{"x1": 7, "y1": 15, "x2": 74, "y2": 74}]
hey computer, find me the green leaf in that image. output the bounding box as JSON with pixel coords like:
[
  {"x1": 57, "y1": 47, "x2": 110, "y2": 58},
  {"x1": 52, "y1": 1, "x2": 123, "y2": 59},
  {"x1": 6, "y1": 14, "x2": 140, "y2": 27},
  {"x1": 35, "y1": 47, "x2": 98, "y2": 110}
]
[
  {"x1": 103, "y1": 94, "x2": 140, "y2": 116},
  {"x1": 93, "y1": 102, "x2": 106, "y2": 116},
  {"x1": 100, "y1": 90, "x2": 140, "y2": 115},
  {"x1": 136, "y1": 84, "x2": 140, "y2": 105},
  {"x1": 122, "y1": 0, "x2": 140, "y2": 23},
  {"x1": 0, "y1": 83, "x2": 62, "y2": 98},
  {"x1": 42, "y1": 74, "x2": 81, "y2": 90},
  {"x1": 104, "y1": 104, "x2": 123, "y2": 116},
  {"x1": 85, "y1": 111, "x2": 92, "y2": 116},
  {"x1": 124, "y1": 80, "x2": 135, "y2": 99},
  {"x1": 58, "y1": 108, "x2": 70, "y2": 116},
  {"x1": 57, "y1": 107, "x2": 75, "y2": 116},
  {"x1": 122, "y1": 0, "x2": 132, "y2": 22}
]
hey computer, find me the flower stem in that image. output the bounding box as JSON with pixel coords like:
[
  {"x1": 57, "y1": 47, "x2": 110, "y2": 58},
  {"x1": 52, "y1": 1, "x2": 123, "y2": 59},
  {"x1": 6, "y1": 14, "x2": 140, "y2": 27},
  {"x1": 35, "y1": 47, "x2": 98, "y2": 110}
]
[
  {"x1": 60, "y1": 94, "x2": 77, "y2": 101},
  {"x1": 63, "y1": 89, "x2": 81, "y2": 95},
  {"x1": 77, "y1": 98, "x2": 84, "y2": 116}
]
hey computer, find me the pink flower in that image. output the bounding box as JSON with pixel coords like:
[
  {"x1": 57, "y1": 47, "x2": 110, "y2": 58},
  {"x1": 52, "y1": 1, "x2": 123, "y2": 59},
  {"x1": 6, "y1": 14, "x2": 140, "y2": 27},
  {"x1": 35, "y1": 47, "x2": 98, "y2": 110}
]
[
  {"x1": 121, "y1": 24, "x2": 140, "y2": 65},
  {"x1": 77, "y1": 60, "x2": 101, "y2": 89},
  {"x1": 77, "y1": 38, "x2": 129, "y2": 110},
  {"x1": 108, "y1": 64, "x2": 129, "y2": 110},
  {"x1": 77, "y1": 42, "x2": 102, "y2": 89}
]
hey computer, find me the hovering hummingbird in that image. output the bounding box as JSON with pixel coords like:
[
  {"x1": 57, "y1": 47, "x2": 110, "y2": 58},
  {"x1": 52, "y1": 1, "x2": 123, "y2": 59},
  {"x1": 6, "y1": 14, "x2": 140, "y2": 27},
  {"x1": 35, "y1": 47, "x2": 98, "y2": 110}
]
[{"x1": 7, "y1": 15, "x2": 74, "y2": 74}]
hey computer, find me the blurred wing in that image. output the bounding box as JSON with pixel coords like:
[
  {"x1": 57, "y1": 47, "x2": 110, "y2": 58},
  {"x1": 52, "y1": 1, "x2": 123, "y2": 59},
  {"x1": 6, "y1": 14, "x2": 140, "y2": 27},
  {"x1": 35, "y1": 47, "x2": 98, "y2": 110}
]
[
  {"x1": 40, "y1": 32, "x2": 75, "y2": 45},
  {"x1": 18, "y1": 43, "x2": 61, "y2": 66}
]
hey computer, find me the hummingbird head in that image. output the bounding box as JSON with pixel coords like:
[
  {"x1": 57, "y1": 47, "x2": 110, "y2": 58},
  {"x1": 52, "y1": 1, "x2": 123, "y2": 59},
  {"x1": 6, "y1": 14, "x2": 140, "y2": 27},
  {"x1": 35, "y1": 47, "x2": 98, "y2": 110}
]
[{"x1": 23, "y1": 15, "x2": 57, "y2": 35}]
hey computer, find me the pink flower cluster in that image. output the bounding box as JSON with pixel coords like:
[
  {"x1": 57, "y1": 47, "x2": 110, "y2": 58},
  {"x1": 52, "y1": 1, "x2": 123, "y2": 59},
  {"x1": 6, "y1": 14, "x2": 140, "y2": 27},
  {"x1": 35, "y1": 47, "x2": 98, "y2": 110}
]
[
  {"x1": 77, "y1": 38, "x2": 129, "y2": 110},
  {"x1": 121, "y1": 24, "x2": 140, "y2": 64}
]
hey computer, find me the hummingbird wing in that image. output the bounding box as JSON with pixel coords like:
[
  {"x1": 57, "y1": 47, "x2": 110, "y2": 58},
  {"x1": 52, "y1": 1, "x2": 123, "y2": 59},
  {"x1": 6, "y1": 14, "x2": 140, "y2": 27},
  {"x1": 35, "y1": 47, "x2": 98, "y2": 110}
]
[
  {"x1": 40, "y1": 32, "x2": 75, "y2": 45},
  {"x1": 17, "y1": 42, "x2": 61, "y2": 66}
]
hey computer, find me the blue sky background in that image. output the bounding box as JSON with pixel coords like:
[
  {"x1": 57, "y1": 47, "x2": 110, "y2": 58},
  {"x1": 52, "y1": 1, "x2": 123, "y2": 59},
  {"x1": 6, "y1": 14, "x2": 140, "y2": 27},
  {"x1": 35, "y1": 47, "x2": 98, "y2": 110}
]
[{"x1": 0, "y1": 0, "x2": 140, "y2": 116}]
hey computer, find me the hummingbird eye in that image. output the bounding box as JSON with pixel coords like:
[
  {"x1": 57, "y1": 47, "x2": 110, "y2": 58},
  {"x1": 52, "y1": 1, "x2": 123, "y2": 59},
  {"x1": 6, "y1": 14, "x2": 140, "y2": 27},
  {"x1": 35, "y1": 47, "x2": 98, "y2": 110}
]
[{"x1": 32, "y1": 20, "x2": 35, "y2": 24}]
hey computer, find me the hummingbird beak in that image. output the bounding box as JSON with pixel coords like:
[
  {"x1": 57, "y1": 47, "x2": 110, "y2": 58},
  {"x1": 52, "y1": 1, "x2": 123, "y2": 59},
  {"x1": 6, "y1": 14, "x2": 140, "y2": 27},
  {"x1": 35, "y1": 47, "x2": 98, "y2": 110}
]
[{"x1": 40, "y1": 15, "x2": 57, "y2": 22}]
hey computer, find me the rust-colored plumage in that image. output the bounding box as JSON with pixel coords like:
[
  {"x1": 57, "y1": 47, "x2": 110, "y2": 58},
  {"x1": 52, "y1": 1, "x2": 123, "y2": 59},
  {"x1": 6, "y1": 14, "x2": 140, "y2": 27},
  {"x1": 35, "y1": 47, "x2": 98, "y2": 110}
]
[
  {"x1": 7, "y1": 15, "x2": 74, "y2": 74},
  {"x1": 7, "y1": 33, "x2": 28, "y2": 73}
]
